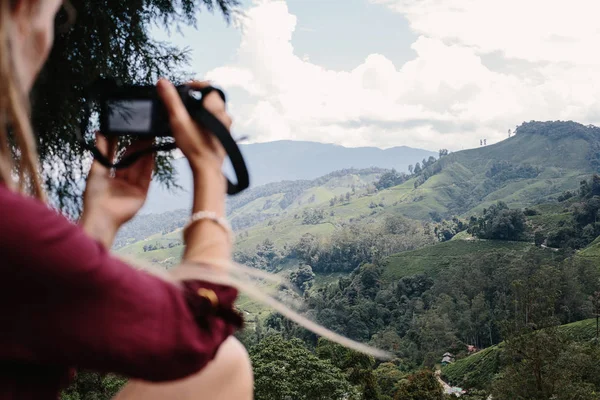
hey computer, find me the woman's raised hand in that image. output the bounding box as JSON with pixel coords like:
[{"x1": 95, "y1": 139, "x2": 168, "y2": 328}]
[
  {"x1": 157, "y1": 78, "x2": 232, "y2": 218},
  {"x1": 157, "y1": 79, "x2": 232, "y2": 178},
  {"x1": 81, "y1": 133, "x2": 155, "y2": 248}
]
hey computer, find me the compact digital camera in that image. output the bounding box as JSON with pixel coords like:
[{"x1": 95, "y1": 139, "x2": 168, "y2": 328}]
[
  {"x1": 97, "y1": 80, "x2": 224, "y2": 137},
  {"x1": 86, "y1": 78, "x2": 249, "y2": 195}
]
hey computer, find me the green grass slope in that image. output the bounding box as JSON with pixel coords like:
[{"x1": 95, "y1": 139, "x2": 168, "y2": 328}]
[
  {"x1": 576, "y1": 235, "x2": 600, "y2": 263},
  {"x1": 441, "y1": 344, "x2": 504, "y2": 390},
  {"x1": 381, "y1": 239, "x2": 539, "y2": 283},
  {"x1": 428, "y1": 121, "x2": 598, "y2": 217},
  {"x1": 441, "y1": 318, "x2": 598, "y2": 389}
]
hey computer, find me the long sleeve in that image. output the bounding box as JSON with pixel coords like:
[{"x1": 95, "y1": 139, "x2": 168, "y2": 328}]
[{"x1": 0, "y1": 185, "x2": 242, "y2": 382}]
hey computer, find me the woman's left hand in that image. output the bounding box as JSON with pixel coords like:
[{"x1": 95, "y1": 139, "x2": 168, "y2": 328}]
[{"x1": 80, "y1": 132, "x2": 155, "y2": 248}]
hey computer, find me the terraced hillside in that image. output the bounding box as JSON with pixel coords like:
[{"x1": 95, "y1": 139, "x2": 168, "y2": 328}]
[
  {"x1": 441, "y1": 318, "x2": 599, "y2": 390},
  {"x1": 381, "y1": 239, "x2": 541, "y2": 283}
]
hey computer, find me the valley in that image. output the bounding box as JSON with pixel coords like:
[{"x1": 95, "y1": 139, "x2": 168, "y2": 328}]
[{"x1": 114, "y1": 121, "x2": 600, "y2": 399}]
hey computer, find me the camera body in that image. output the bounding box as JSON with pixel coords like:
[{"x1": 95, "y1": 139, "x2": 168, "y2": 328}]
[
  {"x1": 98, "y1": 81, "x2": 200, "y2": 137},
  {"x1": 89, "y1": 78, "x2": 249, "y2": 194}
]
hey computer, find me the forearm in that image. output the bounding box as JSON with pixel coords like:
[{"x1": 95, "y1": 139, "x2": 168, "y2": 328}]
[{"x1": 181, "y1": 167, "x2": 232, "y2": 266}]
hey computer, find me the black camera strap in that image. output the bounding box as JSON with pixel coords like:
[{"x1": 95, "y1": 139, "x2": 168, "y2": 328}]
[
  {"x1": 188, "y1": 87, "x2": 250, "y2": 196},
  {"x1": 80, "y1": 86, "x2": 250, "y2": 195}
]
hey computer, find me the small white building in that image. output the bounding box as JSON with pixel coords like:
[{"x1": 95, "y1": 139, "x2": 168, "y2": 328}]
[{"x1": 441, "y1": 352, "x2": 455, "y2": 366}]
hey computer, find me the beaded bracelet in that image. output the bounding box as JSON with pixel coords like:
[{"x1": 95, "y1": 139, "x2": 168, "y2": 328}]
[{"x1": 183, "y1": 211, "x2": 234, "y2": 243}]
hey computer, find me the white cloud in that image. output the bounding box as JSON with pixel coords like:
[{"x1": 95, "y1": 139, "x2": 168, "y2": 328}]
[
  {"x1": 204, "y1": 0, "x2": 600, "y2": 151},
  {"x1": 373, "y1": 0, "x2": 600, "y2": 65}
]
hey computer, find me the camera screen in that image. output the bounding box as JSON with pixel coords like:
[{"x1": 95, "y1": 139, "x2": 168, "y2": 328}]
[{"x1": 107, "y1": 100, "x2": 153, "y2": 133}]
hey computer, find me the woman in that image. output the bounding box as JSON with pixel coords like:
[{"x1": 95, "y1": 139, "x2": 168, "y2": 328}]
[{"x1": 0, "y1": 0, "x2": 253, "y2": 399}]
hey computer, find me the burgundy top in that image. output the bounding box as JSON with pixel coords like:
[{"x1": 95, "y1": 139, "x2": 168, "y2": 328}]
[{"x1": 0, "y1": 185, "x2": 243, "y2": 399}]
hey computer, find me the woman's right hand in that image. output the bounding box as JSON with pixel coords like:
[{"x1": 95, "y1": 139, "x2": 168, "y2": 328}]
[
  {"x1": 157, "y1": 79, "x2": 231, "y2": 175},
  {"x1": 157, "y1": 78, "x2": 233, "y2": 262},
  {"x1": 157, "y1": 78, "x2": 233, "y2": 217}
]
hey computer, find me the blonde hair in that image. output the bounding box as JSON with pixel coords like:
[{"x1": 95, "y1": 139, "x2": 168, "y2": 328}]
[{"x1": 0, "y1": 0, "x2": 45, "y2": 199}]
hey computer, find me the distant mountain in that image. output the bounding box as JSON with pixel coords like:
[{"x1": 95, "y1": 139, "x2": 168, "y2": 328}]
[{"x1": 140, "y1": 140, "x2": 436, "y2": 214}]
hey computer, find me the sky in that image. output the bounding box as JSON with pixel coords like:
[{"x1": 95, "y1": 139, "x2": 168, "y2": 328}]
[{"x1": 153, "y1": 0, "x2": 600, "y2": 152}]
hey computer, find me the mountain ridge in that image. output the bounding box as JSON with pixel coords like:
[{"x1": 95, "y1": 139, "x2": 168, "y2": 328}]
[{"x1": 141, "y1": 140, "x2": 437, "y2": 214}]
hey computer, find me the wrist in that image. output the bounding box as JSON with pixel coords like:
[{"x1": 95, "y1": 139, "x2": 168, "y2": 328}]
[
  {"x1": 191, "y1": 166, "x2": 227, "y2": 216},
  {"x1": 189, "y1": 160, "x2": 223, "y2": 180},
  {"x1": 80, "y1": 213, "x2": 119, "y2": 249}
]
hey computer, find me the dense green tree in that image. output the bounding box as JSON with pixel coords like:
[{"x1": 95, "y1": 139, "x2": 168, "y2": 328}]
[
  {"x1": 291, "y1": 217, "x2": 433, "y2": 273},
  {"x1": 302, "y1": 208, "x2": 326, "y2": 225},
  {"x1": 61, "y1": 372, "x2": 126, "y2": 400},
  {"x1": 543, "y1": 176, "x2": 600, "y2": 249},
  {"x1": 375, "y1": 169, "x2": 409, "y2": 190},
  {"x1": 369, "y1": 329, "x2": 404, "y2": 355},
  {"x1": 468, "y1": 202, "x2": 526, "y2": 241},
  {"x1": 460, "y1": 390, "x2": 490, "y2": 399},
  {"x1": 413, "y1": 162, "x2": 422, "y2": 174},
  {"x1": 316, "y1": 338, "x2": 381, "y2": 399},
  {"x1": 255, "y1": 238, "x2": 281, "y2": 271},
  {"x1": 393, "y1": 369, "x2": 444, "y2": 400},
  {"x1": 373, "y1": 362, "x2": 407, "y2": 398},
  {"x1": 290, "y1": 265, "x2": 315, "y2": 293},
  {"x1": 579, "y1": 174, "x2": 600, "y2": 199},
  {"x1": 434, "y1": 217, "x2": 466, "y2": 242},
  {"x1": 409, "y1": 307, "x2": 457, "y2": 360},
  {"x1": 492, "y1": 330, "x2": 600, "y2": 400},
  {"x1": 250, "y1": 335, "x2": 357, "y2": 400}
]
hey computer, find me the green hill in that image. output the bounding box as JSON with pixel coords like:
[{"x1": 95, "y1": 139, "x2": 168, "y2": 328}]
[
  {"x1": 380, "y1": 239, "x2": 538, "y2": 283},
  {"x1": 115, "y1": 168, "x2": 384, "y2": 248},
  {"x1": 226, "y1": 120, "x2": 600, "y2": 249},
  {"x1": 413, "y1": 121, "x2": 598, "y2": 218},
  {"x1": 576, "y1": 235, "x2": 600, "y2": 263},
  {"x1": 441, "y1": 318, "x2": 599, "y2": 390},
  {"x1": 116, "y1": 120, "x2": 600, "y2": 266},
  {"x1": 141, "y1": 141, "x2": 437, "y2": 214}
]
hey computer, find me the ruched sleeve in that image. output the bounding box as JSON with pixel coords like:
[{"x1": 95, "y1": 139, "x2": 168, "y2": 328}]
[{"x1": 0, "y1": 185, "x2": 242, "y2": 382}]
